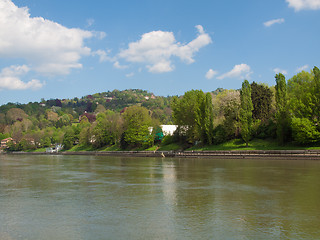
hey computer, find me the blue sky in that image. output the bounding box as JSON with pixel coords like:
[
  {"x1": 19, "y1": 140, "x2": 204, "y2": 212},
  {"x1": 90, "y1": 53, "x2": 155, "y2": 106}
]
[{"x1": 0, "y1": 0, "x2": 320, "y2": 104}]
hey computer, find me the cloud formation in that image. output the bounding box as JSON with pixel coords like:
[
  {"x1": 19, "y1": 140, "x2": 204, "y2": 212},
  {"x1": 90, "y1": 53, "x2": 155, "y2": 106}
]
[
  {"x1": 264, "y1": 18, "x2": 285, "y2": 27},
  {"x1": 118, "y1": 25, "x2": 212, "y2": 73},
  {"x1": 273, "y1": 68, "x2": 288, "y2": 75},
  {"x1": 286, "y1": 0, "x2": 320, "y2": 11},
  {"x1": 113, "y1": 61, "x2": 128, "y2": 69},
  {"x1": 0, "y1": 65, "x2": 44, "y2": 90},
  {"x1": 217, "y1": 64, "x2": 252, "y2": 80},
  {"x1": 205, "y1": 69, "x2": 218, "y2": 79},
  {"x1": 296, "y1": 64, "x2": 309, "y2": 72},
  {"x1": 0, "y1": 0, "x2": 101, "y2": 90}
]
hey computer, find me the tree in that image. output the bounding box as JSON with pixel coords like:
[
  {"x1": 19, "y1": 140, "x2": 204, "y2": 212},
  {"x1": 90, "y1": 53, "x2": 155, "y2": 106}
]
[
  {"x1": 275, "y1": 73, "x2": 290, "y2": 145},
  {"x1": 6, "y1": 108, "x2": 28, "y2": 124},
  {"x1": 291, "y1": 117, "x2": 320, "y2": 144},
  {"x1": 172, "y1": 90, "x2": 214, "y2": 145},
  {"x1": 213, "y1": 90, "x2": 241, "y2": 142},
  {"x1": 313, "y1": 66, "x2": 320, "y2": 123},
  {"x1": 122, "y1": 106, "x2": 152, "y2": 148},
  {"x1": 251, "y1": 82, "x2": 273, "y2": 122},
  {"x1": 91, "y1": 111, "x2": 124, "y2": 148},
  {"x1": 287, "y1": 67, "x2": 320, "y2": 144},
  {"x1": 195, "y1": 92, "x2": 214, "y2": 145},
  {"x1": 62, "y1": 127, "x2": 76, "y2": 150},
  {"x1": 152, "y1": 125, "x2": 164, "y2": 144},
  {"x1": 240, "y1": 80, "x2": 253, "y2": 147}
]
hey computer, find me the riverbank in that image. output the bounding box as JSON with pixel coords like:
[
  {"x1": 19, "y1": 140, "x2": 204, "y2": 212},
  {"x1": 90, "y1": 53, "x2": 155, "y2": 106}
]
[{"x1": 5, "y1": 149, "x2": 320, "y2": 160}]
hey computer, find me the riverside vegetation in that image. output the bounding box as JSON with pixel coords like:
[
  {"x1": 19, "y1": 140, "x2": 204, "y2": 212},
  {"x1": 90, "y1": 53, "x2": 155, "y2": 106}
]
[{"x1": 1, "y1": 67, "x2": 320, "y2": 152}]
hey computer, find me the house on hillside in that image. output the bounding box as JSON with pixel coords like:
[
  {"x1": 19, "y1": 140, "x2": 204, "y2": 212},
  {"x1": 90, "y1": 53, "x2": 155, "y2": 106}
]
[
  {"x1": 160, "y1": 125, "x2": 178, "y2": 136},
  {"x1": 148, "y1": 125, "x2": 178, "y2": 136},
  {"x1": 46, "y1": 144, "x2": 63, "y2": 153},
  {"x1": 1, "y1": 138, "x2": 14, "y2": 149}
]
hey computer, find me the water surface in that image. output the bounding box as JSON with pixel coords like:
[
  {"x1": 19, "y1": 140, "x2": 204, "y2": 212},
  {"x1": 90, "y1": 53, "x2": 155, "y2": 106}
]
[{"x1": 0, "y1": 155, "x2": 320, "y2": 239}]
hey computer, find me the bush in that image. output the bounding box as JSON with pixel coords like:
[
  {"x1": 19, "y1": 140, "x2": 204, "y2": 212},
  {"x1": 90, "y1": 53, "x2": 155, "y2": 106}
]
[
  {"x1": 213, "y1": 125, "x2": 228, "y2": 144},
  {"x1": 291, "y1": 117, "x2": 320, "y2": 144},
  {"x1": 161, "y1": 135, "x2": 175, "y2": 145}
]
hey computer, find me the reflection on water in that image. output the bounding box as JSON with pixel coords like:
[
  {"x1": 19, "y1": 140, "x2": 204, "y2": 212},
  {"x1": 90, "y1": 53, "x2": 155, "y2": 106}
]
[{"x1": 0, "y1": 155, "x2": 320, "y2": 239}]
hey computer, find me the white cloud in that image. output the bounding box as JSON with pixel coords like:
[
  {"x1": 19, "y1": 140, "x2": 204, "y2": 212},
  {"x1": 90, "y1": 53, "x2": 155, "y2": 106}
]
[
  {"x1": 118, "y1": 25, "x2": 212, "y2": 73},
  {"x1": 264, "y1": 18, "x2": 285, "y2": 27},
  {"x1": 296, "y1": 64, "x2": 309, "y2": 72},
  {"x1": 93, "y1": 50, "x2": 112, "y2": 62},
  {"x1": 217, "y1": 64, "x2": 252, "y2": 80},
  {"x1": 205, "y1": 69, "x2": 218, "y2": 79},
  {"x1": 0, "y1": 0, "x2": 94, "y2": 77},
  {"x1": 113, "y1": 61, "x2": 128, "y2": 69},
  {"x1": 273, "y1": 68, "x2": 288, "y2": 75},
  {"x1": 0, "y1": 65, "x2": 44, "y2": 90},
  {"x1": 92, "y1": 31, "x2": 107, "y2": 40},
  {"x1": 286, "y1": 0, "x2": 320, "y2": 11}
]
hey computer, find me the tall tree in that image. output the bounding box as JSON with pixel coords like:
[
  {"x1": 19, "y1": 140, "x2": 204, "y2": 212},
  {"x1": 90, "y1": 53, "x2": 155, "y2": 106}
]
[
  {"x1": 92, "y1": 110, "x2": 124, "y2": 148},
  {"x1": 195, "y1": 92, "x2": 214, "y2": 145},
  {"x1": 287, "y1": 67, "x2": 320, "y2": 144},
  {"x1": 313, "y1": 66, "x2": 320, "y2": 124},
  {"x1": 213, "y1": 90, "x2": 241, "y2": 142},
  {"x1": 172, "y1": 90, "x2": 214, "y2": 145},
  {"x1": 240, "y1": 80, "x2": 253, "y2": 147},
  {"x1": 275, "y1": 73, "x2": 290, "y2": 145},
  {"x1": 250, "y1": 82, "x2": 273, "y2": 122},
  {"x1": 122, "y1": 106, "x2": 152, "y2": 148}
]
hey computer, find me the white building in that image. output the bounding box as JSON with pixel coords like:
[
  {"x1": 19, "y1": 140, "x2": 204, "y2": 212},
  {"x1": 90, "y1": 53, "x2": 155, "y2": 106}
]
[{"x1": 160, "y1": 125, "x2": 178, "y2": 136}]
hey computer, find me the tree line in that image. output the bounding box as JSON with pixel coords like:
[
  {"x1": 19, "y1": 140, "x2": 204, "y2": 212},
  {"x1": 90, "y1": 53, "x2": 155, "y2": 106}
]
[
  {"x1": 171, "y1": 66, "x2": 320, "y2": 147},
  {"x1": 1, "y1": 67, "x2": 320, "y2": 151}
]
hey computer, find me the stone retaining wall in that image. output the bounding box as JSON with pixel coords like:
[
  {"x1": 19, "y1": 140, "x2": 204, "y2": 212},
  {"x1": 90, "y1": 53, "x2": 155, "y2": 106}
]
[{"x1": 5, "y1": 150, "x2": 320, "y2": 160}]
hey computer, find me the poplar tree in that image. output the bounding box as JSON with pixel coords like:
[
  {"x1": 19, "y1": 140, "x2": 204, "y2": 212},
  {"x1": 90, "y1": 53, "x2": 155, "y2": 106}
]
[
  {"x1": 195, "y1": 92, "x2": 214, "y2": 145},
  {"x1": 240, "y1": 80, "x2": 253, "y2": 147},
  {"x1": 313, "y1": 66, "x2": 320, "y2": 124},
  {"x1": 275, "y1": 73, "x2": 289, "y2": 145}
]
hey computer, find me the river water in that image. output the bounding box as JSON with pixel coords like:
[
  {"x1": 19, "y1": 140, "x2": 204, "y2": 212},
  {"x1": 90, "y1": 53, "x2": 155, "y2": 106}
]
[{"x1": 0, "y1": 155, "x2": 319, "y2": 239}]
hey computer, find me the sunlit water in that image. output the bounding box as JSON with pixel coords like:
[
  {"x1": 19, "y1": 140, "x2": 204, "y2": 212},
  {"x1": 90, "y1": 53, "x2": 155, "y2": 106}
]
[{"x1": 0, "y1": 155, "x2": 320, "y2": 239}]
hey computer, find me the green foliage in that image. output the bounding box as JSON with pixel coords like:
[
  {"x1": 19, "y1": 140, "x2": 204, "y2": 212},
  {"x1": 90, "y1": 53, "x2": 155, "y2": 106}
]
[
  {"x1": 275, "y1": 73, "x2": 290, "y2": 145},
  {"x1": 287, "y1": 70, "x2": 314, "y2": 119},
  {"x1": 291, "y1": 117, "x2": 320, "y2": 144},
  {"x1": 251, "y1": 82, "x2": 273, "y2": 122},
  {"x1": 195, "y1": 92, "x2": 214, "y2": 145},
  {"x1": 172, "y1": 90, "x2": 214, "y2": 145},
  {"x1": 288, "y1": 67, "x2": 320, "y2": 128},
  {"x1": 152, "y1": 125, "x2": 164, "y2": 143},
  {"x1": 212, "y1": 124, "x2": 228, "y2": 144},
  {"x1": 2, "y1": 73, "x2": 320, "y2": 152},
  {"x1": 122, "y1": 106, "x2": 153, "y2": 148},
  {"x1": 214, "y1": 90, "x2": 240, "y2": 141},
  {"x1": 91, "y1": 111, "x2": 123, "y2": 148},
  {"x1": 240, "y1": 80, "x2": 253, "y2": 147},
  {"x1": 79, "y1": 126, "x2": 91, "y2": 146},
  {"x1": 62, "y1": 128, "x2": 76, "y2": 150},
  {"x1": 161, "y1": 135, "x2": 175, "y2": 146},
  {"x1": 0, "y1": 133, "x2": 9, "y2": 141}
]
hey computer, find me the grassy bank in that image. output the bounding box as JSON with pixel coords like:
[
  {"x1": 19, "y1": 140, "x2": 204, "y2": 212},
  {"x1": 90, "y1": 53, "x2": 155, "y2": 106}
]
[
  {"x1": 188, "y1": 138, "x2": 320, "y2": 151},
  {"x1": 22, "y1": 138, "x2": 320, "y2": 153}
]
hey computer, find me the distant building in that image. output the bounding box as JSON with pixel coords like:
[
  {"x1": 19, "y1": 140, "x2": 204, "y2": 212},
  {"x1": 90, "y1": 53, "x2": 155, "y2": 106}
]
[
  {"x1": 46, "y1": 144, "x2": 63, "y2": 153},
  {"x1": 160, "y1": 125, "x2": 178, "y2": 136},
  {"x1": 1, "y1": 138, "x2": 14, "y2": 149},
  {"x1": 148, "y1": 125, "x2": 178, "y2": 136}
]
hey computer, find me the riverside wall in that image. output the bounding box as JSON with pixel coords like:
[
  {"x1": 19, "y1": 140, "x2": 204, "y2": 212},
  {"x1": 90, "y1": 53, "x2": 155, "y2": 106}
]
[{"x1": 5, "y1": 150, "x2": 320, "y2": 160}]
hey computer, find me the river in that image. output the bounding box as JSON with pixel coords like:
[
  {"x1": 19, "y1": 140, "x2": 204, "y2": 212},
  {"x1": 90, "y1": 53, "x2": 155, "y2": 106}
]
[{"x1": 0, "y1": 155, "x2": 319, "y2": 239}]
